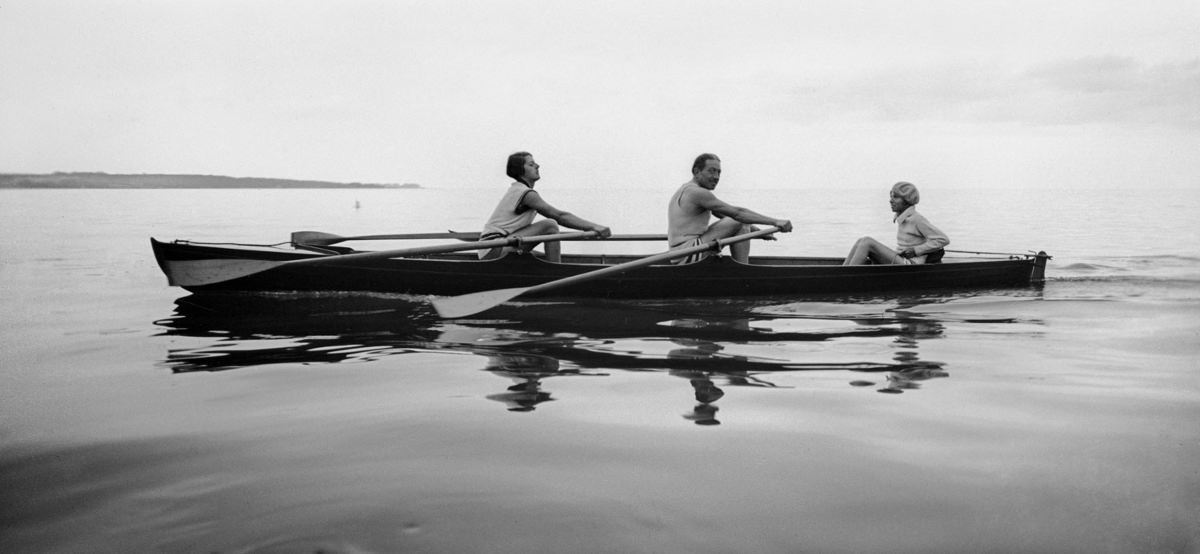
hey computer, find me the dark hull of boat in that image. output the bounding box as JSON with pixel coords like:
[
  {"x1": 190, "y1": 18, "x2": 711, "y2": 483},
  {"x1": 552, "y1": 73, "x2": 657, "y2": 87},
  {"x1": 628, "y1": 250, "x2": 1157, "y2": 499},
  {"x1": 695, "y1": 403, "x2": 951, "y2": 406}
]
[{"x1": 151, "y1": 238, "x2": 1049, "y2": 298}]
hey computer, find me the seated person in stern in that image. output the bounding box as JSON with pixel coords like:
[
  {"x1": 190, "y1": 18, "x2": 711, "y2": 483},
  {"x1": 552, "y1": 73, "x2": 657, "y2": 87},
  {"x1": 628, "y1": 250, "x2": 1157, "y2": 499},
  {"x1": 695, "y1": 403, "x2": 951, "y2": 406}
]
[
  {"x1": 479, "y1": 151, "x2": 611, "y2": 261},
  {"x1": 667, "y1": 153, "x2": 793, "y2": 264},
  {"x1": 842, "y1": 181, "x2": 949, "y2": 265}
]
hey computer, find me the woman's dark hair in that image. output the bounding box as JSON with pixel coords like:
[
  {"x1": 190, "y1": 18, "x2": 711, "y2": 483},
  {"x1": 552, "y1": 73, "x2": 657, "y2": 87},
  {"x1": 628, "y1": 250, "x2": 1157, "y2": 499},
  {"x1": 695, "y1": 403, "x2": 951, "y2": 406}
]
[
  {"x1": 691, "y1": 153, "x2": 720, "y2": 174},
  {"x1": 506, "y1": 151, "x2": 532, "y2": 183}
]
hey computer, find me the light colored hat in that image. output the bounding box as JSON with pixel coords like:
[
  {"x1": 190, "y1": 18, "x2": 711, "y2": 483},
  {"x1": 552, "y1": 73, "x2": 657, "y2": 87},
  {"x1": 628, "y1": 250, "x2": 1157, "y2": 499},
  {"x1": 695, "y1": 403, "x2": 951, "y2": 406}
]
[{"x1": 891, "y1": 181, "x2": 920, "y2": 205}]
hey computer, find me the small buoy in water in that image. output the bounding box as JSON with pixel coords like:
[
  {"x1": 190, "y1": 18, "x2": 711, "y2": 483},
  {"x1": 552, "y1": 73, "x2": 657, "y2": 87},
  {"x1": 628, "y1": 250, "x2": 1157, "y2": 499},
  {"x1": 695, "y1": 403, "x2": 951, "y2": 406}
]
[{"x1": 354, "y1": 200, "x2": 361, "y2": 209}]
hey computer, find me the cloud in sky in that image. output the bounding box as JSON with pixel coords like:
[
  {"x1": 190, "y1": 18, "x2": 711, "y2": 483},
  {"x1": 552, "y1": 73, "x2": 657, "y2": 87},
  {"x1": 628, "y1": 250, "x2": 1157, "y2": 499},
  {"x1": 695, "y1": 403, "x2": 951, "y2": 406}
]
[
  {"x1": 1022, "y1": 57, "x2": 1200, "y2": 129},
  {"x1": 2, "y1": 0, "x2": 1198, "y2": 189},
  {"x1": 780, "y1": 56, "x2": 1200, "y2": 129}
]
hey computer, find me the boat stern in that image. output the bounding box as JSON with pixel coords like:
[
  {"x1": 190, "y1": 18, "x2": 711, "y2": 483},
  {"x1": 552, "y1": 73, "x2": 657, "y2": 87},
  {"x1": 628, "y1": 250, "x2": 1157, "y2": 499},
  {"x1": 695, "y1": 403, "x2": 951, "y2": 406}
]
[{"x1": 1031, "y1": 251, "x2": 1051, "y2": 282}]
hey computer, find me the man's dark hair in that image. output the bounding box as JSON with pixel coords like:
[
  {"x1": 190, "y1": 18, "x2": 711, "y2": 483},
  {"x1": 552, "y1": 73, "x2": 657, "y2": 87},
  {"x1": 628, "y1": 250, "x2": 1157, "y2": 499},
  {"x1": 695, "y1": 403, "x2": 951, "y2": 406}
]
[{"x1": 692, "y1": 153, "x2": 720, "y2": 174}]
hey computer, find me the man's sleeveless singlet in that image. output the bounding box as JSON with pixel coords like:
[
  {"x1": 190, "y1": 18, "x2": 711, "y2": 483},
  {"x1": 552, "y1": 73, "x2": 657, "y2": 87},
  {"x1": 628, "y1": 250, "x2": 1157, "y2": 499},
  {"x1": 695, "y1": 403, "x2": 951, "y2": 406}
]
[{"x1": 667, "y1": 183, "x2": 711, "y2": 247}]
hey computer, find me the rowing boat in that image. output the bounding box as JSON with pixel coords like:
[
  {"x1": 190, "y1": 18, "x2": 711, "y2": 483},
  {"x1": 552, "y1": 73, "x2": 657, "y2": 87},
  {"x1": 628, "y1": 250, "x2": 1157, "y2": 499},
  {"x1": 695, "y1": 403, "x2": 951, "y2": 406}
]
[{"x1": 150, "y1": 236, "x2": 1050, "y2": 298}]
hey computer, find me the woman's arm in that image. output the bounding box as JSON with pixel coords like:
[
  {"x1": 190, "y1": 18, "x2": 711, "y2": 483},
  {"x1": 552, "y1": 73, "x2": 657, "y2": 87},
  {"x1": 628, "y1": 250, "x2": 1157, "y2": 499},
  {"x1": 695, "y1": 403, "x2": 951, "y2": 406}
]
[
  {"x1": 522, "y1": 190, "x2": 612, "y2": 237},
  {"x1": 912, "y1": 214, "x2": 949, "y2": 254}
]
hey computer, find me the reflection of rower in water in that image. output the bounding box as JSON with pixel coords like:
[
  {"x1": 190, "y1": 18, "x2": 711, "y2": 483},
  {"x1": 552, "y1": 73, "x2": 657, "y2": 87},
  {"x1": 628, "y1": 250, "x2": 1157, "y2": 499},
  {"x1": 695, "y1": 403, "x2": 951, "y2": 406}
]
[
  {"x1": 487, "y1": 379, "x2": 553, "y2": 412},
  {"x1": 850, "y1": 309, "x2": 948, "y2": 394},
  {"x1": 667, "y1": 333, "x2": 781, "y2": 426},
  {"x1": 481, "y1": 352, "x2": 561, "y2": 412},
  {"x1": 479, "y1": 351, "x2": 610, "y2": 412},
  {"x1": 670, "y1": 366, "x2": 726, "y2": 425}
]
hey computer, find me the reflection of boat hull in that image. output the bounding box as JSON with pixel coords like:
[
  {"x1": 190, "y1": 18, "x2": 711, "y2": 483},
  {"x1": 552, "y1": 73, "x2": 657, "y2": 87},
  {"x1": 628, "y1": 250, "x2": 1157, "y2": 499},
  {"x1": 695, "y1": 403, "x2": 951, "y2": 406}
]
[
  {"x1": 151, "y1": 238, "x2": 1049, "y2": 297},
  {"x1": 157, "y1": 293, "x2": 953, "y2": 375}
]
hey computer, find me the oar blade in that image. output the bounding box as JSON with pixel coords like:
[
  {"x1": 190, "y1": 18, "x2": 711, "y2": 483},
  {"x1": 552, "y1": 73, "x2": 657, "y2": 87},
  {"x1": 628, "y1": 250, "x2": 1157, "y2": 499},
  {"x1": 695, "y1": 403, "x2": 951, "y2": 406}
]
[
  {"x1": 291, "y1": 231, "x2": 343, "y2": 245},
  {"x1": 432, "y1": 287, "x2": 530, "y2": 319}
]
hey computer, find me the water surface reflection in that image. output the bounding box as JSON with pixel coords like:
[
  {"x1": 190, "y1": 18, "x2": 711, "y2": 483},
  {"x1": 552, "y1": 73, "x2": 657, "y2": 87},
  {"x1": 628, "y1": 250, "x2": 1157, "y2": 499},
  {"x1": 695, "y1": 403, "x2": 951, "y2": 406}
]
[
  {"x1": 154, "y1": 292, "x2": 1042, "y2": 418},
  {"x1": 481, "y1": 352, "x2": 609, "y2": 412}
]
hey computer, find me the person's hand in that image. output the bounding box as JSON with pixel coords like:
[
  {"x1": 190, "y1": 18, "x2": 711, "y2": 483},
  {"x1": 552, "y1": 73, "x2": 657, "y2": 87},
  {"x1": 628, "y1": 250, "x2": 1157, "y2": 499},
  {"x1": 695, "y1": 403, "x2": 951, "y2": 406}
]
[
  {"x1": 750, "y1": 225, "x2": 776, "y2": 241},
  {"x1": 899, "y1": 247, "x2": 917, "y2": 258},
  {"x1": 591, "y1": 225, "x2": 612, "y2": 239},
  {"x1": 774, "y1": 220, "x2": 793, "y2": 233}
]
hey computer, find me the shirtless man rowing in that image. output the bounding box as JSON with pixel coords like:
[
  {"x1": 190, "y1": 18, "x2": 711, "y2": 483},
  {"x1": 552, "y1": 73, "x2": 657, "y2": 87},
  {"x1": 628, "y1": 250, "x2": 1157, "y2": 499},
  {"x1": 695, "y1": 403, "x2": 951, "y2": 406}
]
[{"x1": 667, "y1": 153, "x2": 792, "y2": 264}]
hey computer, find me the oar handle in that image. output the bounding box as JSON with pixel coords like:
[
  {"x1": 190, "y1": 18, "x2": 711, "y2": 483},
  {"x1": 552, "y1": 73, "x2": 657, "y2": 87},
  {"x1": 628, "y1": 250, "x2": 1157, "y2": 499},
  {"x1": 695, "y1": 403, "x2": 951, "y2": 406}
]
[
  {"x1": 709, "y1": 225, "x2": 780, "y2": 248},
  {"x1": 514, "y1": 231, "x2": 598, "y2": 245},
  {"x1": 578, "y1": 233, "x2": 665, "y2": 242}
]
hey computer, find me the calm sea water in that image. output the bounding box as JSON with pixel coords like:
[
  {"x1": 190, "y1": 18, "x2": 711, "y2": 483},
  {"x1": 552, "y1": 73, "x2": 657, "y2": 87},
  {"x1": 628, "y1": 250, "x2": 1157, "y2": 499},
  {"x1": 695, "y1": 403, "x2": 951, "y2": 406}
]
[{"x1": 2, "y1": 185, "x2": 1199, "y2": 553}]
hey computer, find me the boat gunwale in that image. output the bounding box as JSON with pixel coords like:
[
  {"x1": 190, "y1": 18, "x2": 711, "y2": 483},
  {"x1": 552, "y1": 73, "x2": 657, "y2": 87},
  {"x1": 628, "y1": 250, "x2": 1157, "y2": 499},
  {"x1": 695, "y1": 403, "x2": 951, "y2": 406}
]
[{"x1": 151, "y1": 237, "x2": 1043, "y2": 268}]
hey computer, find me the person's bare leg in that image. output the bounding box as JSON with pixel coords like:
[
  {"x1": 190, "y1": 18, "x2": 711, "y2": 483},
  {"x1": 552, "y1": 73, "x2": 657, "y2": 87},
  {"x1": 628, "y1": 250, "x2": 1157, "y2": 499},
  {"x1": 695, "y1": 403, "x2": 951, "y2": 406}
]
[
  {"x1": 511, "y1": 220, "x2": 562, "y2": 261},
  {"x1": 865, "y1": 239, "x2": 901, "y2": 264},
  {"x1": 542, "y1": 240, "x2": 561, "y2": 262},
  {"x1": 728, "y1": 229, "x2": 753, "y2": 263},
  {"x1": 701, "y1": 219, "x2": 752, "y2": 263},
  {"x1": 843, "y1": 237, "x2": 869, "y2": 265},
  {"x1": 844, "y1": 237, "x2": 899, "y2": 265}
]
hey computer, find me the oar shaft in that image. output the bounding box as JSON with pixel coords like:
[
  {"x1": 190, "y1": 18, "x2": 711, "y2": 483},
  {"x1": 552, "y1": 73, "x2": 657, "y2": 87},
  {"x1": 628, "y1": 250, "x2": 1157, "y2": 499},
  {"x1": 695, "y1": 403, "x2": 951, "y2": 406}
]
[
  {"x1": 456, "y1": 232, "x2": 667, "y2": 242},
  {"x1": 291, "y1": 231, "x2": 598, "y2": 267},
  {"x1": 945, "y1": 249, "x2": 1035, "y2": 257},
  {"x1": 294, "y1": 229, "x2": 667, "y2": 246},
  {"x1": 524, "y1": 227, "x2": 779, "y2": 295},
  {"x1": 430, "y1": 226, "x2": 780, "y2": 318},
  {"x1": 290, "y1": 230, "x2": 479, "y2": 245},
  {"x1": 594, "y1": 234, "x2": 667, "y2": 242},
  {"x1": 329, "y1": 232, "x2": 479, "y2": 242}
]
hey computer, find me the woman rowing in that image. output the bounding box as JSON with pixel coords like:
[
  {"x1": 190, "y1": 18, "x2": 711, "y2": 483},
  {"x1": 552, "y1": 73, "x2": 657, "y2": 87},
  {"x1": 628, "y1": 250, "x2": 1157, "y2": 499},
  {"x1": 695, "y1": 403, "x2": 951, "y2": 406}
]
[
  {"x1": 842, "y1": 181, "x2": 949, "y2": 265},
  {"x1": 478, "y1": 151, "x2": 612, "y2": 261}
]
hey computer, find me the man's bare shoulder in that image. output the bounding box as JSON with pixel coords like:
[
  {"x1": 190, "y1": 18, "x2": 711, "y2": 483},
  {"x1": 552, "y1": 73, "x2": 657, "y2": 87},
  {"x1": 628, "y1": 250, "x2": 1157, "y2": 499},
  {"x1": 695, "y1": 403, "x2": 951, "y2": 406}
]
[
  {"x1": 679, "y1": 182, "x2": 716, "y2": 201},
  {"x1": 680, "y1": 183, "x2": 723, "y2": 209}
]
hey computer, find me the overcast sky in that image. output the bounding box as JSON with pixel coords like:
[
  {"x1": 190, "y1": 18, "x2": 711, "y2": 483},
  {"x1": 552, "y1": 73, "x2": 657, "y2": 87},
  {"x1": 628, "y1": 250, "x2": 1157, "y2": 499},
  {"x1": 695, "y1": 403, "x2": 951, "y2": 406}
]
[{"x1": 2, "y1": 0, "x2": 1197, "y2": 189}]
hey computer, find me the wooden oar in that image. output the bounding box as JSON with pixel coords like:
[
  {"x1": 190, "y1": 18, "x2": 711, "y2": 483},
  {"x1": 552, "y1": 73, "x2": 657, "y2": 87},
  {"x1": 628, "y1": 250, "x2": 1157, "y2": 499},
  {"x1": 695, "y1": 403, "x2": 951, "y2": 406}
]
[
  {"x1": 432, "y1": 226, "x2": 781, "y2": 318},
  {"x1": 294, "y1": 230, "x2": 669, "y2": 246},
  {"x1": 445, "y1": 231, "x2": 667, "y2": 243},
  {"x1": 291, "y1": 230, "x2": 479, "y2": 245},
  {"x1": 173, "y1": 231, "x2": 597, "y2": 287}
]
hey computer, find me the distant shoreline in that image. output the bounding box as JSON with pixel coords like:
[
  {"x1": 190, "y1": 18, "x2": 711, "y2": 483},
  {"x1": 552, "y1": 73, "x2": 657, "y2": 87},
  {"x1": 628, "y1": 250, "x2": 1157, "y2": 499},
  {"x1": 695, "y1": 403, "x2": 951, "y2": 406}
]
[{"x1": 0, "y1": 172, "x2": 421, "y2": 189}]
